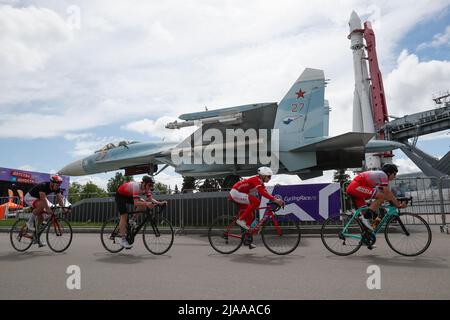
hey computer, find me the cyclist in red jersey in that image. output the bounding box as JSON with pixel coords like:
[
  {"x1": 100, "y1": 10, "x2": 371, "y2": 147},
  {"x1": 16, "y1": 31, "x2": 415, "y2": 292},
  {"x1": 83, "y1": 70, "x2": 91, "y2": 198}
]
[
  {"x1": 115, "y1": 175, "x2": 167, "y2": 249},
  {"x1": 346, "y1": 164, "x2": 406, "y2": 232},
  {"x1": 230, "y1": 167, "x2": 284, "y2": 248}
]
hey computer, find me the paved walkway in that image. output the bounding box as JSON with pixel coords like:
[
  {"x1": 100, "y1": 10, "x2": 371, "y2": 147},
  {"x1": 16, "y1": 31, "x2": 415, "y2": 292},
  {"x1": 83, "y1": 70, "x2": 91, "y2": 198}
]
[{"x1": 0, "y1": 227, "x2": 449, "y2": 299}]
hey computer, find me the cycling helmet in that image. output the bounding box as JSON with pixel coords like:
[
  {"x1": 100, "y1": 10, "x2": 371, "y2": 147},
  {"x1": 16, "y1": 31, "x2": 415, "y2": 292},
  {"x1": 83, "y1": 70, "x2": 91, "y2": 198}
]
[
  {"x1": 381, "y1": 163, "x2": 398, "y2": 176},
  {"x1": 257, "y1": 166, "x2": 273, "y2": 177},
  {"x1": 50, "y1": 174, "x2": 63, "y2": 184},
  {"x1": 142, "y1": 175, "x2": 155, "y2": 185}
]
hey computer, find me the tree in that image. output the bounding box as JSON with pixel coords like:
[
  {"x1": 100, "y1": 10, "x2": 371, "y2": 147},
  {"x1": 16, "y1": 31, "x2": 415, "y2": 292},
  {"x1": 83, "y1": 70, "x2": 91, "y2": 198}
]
[
  {"x1": 181, "y1": 176, "x2": 197, "y2": 193},
  {"x1": 198, "y1": 179, "x2": 221, "y2": 192},
  {"x1": 333, "y1": 169, "x2": 351, "y2": 187},
  {"x1": 81, "y1": 181, "x2": 108, "y2": 199},
  {"x1": 153, "y1": 182, "x2": 169, "y2": 195},
  {"x1": 174, "y1": 185, "x2": 179, "y2": 194},
  {"x1": 107, "y1": 172, "x2": 134, "y2": 193},
  {"x1": 68, "y1": 182, "x2": 83, "y2": 203}
]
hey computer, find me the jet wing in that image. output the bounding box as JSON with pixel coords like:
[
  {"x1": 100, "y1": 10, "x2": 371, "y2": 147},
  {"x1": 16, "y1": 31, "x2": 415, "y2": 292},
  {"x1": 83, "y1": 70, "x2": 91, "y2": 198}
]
[{"x1": 289, "y1": 132, "x2": 375, "y2": 152}]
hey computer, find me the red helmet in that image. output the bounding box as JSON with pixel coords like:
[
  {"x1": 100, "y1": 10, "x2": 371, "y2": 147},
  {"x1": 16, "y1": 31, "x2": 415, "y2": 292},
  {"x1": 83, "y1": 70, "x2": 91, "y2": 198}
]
[{"x1": 50, "y1": 174, "x2": 63, "y2": 184}]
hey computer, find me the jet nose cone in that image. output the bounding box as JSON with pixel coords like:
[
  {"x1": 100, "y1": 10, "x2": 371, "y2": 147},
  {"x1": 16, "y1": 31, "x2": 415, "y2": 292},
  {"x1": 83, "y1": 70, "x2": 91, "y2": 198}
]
[{"x1": 58, "y1": 159, "x2": 85, "y2": 176}]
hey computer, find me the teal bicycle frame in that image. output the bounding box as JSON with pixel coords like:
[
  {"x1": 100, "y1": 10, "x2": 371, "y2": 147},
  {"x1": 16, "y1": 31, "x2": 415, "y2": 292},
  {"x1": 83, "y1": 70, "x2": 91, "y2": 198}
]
[{"x1": 341, "y1": 199, "x2": 409, "y2": 241}]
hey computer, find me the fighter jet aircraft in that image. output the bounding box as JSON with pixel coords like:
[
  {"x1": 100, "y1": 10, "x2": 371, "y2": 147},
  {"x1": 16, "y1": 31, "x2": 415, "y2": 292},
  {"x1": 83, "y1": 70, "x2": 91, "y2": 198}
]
[{"x1": 59, "y1": 68, "x2": 403, "y2": 180}]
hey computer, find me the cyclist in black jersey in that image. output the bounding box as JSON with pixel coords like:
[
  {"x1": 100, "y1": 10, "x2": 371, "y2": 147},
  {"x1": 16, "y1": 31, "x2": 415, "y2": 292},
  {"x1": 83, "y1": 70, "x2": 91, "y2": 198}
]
[{"x1": 24, "y1": 175, "x2": 69, "y2": 245}]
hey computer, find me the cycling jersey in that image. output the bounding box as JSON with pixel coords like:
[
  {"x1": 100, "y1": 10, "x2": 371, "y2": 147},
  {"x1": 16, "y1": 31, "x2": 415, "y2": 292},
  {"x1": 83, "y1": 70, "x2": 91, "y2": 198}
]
[
  {"x1": 231, "y1": 176, "x2": 275, "y2": 201},
  {"x1": 28, "y1": 182, "x2": 61, "y2": 198},
  {"x1": 117, "y1": 181, "x2": 152, "y2": 199},
  {"x1": 346, "y1": 170, "x2": 389, "y2": 208},
  {"x1": 353, "y1": 171, "x2": 389, "y2": 188}
]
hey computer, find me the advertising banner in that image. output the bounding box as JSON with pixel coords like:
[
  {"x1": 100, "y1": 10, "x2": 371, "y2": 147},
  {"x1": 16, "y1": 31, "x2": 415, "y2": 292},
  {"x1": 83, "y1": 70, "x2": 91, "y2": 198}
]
[
  {"x1": 0, "y1": 167, "x2": 70, "y2": 195},
  {"x1": 260, "y1": 183, "x2": 341, "y2": 221}
]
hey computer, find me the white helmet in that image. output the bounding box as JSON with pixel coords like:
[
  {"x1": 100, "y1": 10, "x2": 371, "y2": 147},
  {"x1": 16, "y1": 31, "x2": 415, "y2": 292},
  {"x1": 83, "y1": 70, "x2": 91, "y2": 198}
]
[{"x1": 257, "y1": 166, "x2": 273, "y2": 176}]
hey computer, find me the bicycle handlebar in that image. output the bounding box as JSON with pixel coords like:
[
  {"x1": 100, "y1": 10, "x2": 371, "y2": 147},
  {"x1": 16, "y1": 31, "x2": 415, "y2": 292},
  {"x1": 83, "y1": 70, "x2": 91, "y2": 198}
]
[
  {"x1": 387, "y1": 196, "x2": 413, "y2": 208},
  {"x1": 396, "y1": 196, "x2": 413, "y2": 206},
  {"x1": 267, "y1": 201, "x2": 283, "y2": 212}
]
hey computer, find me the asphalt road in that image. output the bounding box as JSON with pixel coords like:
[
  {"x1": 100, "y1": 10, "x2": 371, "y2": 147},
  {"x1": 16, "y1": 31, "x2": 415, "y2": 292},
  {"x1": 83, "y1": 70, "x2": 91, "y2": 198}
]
[{"x1": 0, "y1": 227, "x2": 449, "y2": 300}]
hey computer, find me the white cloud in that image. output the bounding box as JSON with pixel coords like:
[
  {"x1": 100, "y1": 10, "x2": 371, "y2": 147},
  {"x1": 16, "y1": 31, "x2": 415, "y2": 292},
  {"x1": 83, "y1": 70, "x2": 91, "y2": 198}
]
[
  {"x1": 121, "y1": 117, "x2": 196, "y2": 143},
  {"x1": 0, "y1": 5, "x2": 72, "y2": 74},
  {"x1": 417, "y1": 25, "x2": 450, "y2": 50},
  {"x1": 1, "y1": 1, "x2": 449, "y2": 140},
  {"x1": 392, "y1": 156, "x2": 421, "y2": 174},
  {"x1": 1, "y1": 1, "x2": 450, "y2": 180},
  {"x1": 384, "y1": 50, "x2": 450, "y2": 118}
]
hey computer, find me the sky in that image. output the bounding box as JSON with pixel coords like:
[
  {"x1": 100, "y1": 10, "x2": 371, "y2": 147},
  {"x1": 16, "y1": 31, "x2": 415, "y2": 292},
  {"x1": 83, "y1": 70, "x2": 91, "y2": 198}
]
[{"x1": 0, "y1": 0, "x2": 449, "y2": 190}]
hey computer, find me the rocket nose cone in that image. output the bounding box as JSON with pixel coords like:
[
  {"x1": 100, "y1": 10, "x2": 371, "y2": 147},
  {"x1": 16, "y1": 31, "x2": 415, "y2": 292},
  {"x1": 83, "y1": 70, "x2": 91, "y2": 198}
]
[
  {"x1": 349, "y1": 10, "x2": 362, "y2": 30},
  {"x1": 58, "y1": 159, "x2": 86, "y2": 176}
]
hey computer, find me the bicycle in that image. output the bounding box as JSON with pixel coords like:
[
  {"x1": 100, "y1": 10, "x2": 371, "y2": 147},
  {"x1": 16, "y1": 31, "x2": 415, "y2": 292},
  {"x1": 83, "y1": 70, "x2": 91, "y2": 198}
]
[
  {"x1": 321, "y1": 197, "x2": 432, "y2": 256},
  {"x1": 100, "y1": 204, "x2": 174, "y2": 255},
  {"x1": 10, "y1": 206, "x2": 73, "y2": 253},
  {"x1": 208, "y1": 201, "x2": 301, "y2": 255}
]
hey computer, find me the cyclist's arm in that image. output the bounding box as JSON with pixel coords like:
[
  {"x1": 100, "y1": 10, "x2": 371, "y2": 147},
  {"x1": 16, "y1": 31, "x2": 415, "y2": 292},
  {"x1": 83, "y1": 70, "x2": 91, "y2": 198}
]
[
  {"x1": 256, "y1": 185, "x2": 275, "y2": 201},
  {"x1": 380, "y1": 186, "x2": 405, "y2": 208},
  {"x1": 133, "y1": 197, "x2": 155, "y2": 208},
  {"x1": 39, "y1": 191, "x2": 52, "y2": 213},
  {"x1": 150, "y1": 198, "x2": 167, "y2": 206},
  {"x1": 56, "y1": 193, "x2": 65, "y2": 207}
]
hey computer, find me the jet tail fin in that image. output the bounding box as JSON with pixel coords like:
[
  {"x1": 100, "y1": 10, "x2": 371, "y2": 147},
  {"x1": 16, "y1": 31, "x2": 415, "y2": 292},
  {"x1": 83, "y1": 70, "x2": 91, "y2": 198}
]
[{"x1": 274, "y1": 68, "x2": 327, "y2": 151}]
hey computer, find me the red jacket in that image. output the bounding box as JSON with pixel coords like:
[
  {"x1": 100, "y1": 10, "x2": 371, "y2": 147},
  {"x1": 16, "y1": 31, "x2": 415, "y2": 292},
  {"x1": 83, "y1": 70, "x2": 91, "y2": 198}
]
[{"x1": 232, "y1": 176, "x2": 275, "y2": 201}]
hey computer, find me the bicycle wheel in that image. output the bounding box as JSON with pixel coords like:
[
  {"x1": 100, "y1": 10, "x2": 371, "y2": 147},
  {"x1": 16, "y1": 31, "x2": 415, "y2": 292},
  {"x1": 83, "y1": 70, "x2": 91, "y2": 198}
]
[
  {"x1": 10, "y1": 219, "x2": 33, "y2": 252},
  {"x1": 100, "y1": 217, "x2": 124, "y2": 253},
  {"x1": 261, "y1": 216, "x2": 301, "y2": 255},
  {"x1": 143, "y1": 216, "x2": 174, "y2": 255},
  {"x1": 321, "y1": 214, "x2": 363, "y2": 256},
  {"x1": 46, "y1": 217, "x2": 73, "y2": 253},
  {"x1": 208, "y1": 215, "x2": 243, "y2": 254},
  {"x1": 384, "y1": 213, "x2": 432, "y2": 256}
]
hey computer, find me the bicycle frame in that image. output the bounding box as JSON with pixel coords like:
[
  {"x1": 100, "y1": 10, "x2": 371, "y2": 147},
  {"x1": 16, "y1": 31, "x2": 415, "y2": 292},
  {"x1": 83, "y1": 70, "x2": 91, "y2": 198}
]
[
  {"x1": 126, "y1": 205, "x2": 166, "y2": 242},
  {"x1": 225, "y1": 205, "x2": 280, "y2": 241},
  {"x1": 20, "y1": 208, "x2": 65, "y2": 242},
  {"x1": 341, "y1": 203, "x2": 401, "y2": 241}
]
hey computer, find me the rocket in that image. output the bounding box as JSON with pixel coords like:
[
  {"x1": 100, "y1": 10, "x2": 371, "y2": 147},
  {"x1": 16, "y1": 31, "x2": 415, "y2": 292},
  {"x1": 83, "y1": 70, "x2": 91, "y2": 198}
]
[{"x1": 348, "y1": 11, "x2": 381, "y2": 170}]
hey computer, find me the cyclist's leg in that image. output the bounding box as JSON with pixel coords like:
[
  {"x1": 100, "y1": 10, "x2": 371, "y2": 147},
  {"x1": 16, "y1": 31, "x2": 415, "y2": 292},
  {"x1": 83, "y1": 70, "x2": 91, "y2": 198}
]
[
  {"x1": 241, "y1": 195, "x2": 260, "y2": 226},
  {"x1": 347, "y1": 183, "x2": 378, "y2": 231},
  {"x1": 132, "y1": 204, "x2": 146, "y2": 221},
  {"x1": 31, "y1": 200, "x2": 47, "y2": 227},
  {"x1": 229, "y1": 190, "x2": 259, "y2": 228},
  {"x1": 230, "y1": 189, "x2": 250, "y2": 228},
  {"x1": 115, "y1": 194, "x2": 133, "y2": 238}
]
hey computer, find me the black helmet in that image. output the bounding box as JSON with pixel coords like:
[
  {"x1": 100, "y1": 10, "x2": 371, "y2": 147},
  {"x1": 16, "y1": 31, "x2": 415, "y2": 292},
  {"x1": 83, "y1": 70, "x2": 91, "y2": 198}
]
[
  {"x1": 381, "y1": 164, "x2": 398, "y2": 176},
  {"x1": 142, "y1": 175, "x2": 155, "y2": 185}
]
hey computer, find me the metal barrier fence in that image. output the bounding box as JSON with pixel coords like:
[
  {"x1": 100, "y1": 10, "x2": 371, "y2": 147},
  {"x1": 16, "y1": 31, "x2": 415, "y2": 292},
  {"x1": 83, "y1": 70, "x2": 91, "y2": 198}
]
[{"x1": 2, "y1": 177, "x2": 449, "y2": 233}]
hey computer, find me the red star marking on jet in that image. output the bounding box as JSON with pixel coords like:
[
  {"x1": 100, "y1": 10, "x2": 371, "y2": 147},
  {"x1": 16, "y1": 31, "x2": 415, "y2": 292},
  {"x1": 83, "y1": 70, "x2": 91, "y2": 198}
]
[{"x1": 295, "y1": 89, "x2": 305, "y2": 99}]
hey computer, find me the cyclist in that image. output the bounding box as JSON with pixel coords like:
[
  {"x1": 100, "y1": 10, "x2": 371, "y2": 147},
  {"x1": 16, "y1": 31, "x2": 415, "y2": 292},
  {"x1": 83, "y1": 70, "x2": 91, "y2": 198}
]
[
  {"x1": 24, "y1": 174, "x2": 68, "y2": 247},
  {"x1": 115, "y1": 175, "x2": 167, "y2": 249},
  {"x1": 346, "y1": 163, "x2": 407, "y2": 232},
  {"x1": 230, "y1": 167, "x2": 285, "y2": 249}
]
